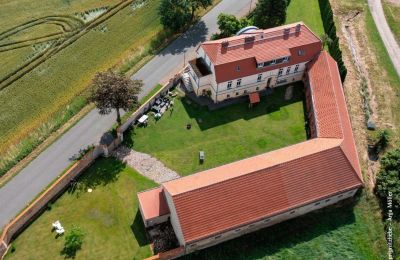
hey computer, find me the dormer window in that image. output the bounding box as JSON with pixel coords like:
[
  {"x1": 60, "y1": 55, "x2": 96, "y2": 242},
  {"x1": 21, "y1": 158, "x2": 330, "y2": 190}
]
[
  {"x1": 236, "y1": 65, "x2": 240, "y2": 71},
  {"x1": 298, "y1": 50, "x2": 305, "y2": 56},
  {"x1": 270, "y1": 59, "x2": 276, "y2": 65},
  {"x1": 283, "y1": 56, "x2": 290, "y2": 62},
  {"x1": 257, "y1": 63, "x2": 264, "y2": 69}
]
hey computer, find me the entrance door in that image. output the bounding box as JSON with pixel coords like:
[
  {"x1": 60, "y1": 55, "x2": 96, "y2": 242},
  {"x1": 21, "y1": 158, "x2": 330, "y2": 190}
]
[{"x1": 266, "y1": 77, "x2": 272, "y2": 87}]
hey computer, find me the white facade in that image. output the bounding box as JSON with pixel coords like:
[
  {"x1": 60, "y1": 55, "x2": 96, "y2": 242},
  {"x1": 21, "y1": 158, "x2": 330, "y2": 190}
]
[{"x1": 187, "y1": 46, "x2": 308, "y2": 102}]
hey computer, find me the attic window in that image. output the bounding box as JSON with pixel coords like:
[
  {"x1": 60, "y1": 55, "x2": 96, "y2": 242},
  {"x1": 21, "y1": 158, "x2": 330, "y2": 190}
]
[
  {"x1": 298, "y1": 49, "x2": 305, "y2": 56},
  {"x1": 236, "y1": 65, "x2": 241, "y2": 71}
]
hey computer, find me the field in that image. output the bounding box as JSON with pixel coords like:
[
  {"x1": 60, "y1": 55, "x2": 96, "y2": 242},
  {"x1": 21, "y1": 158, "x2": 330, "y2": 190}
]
[
  {"x1": 0, "y1": 0, "x2": 162, "y2": 176},
  {"x1": 5, "y1": 158, "x2": 156, "y2": 260},
  {"x1": 125, "y1": 84, "x2": 308, "y2": 176},
  {"x1": 382, "y1": 0, "x2": 400, "y2": 44}
]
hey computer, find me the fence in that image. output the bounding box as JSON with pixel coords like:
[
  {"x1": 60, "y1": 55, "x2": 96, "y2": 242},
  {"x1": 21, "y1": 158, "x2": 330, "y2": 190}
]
[
  {"x1": 145, "y1": 246, "x2": 185, "y2": 260},
  {"x1": 0, "y1": 72, "x2": 183, "y2": 259}
]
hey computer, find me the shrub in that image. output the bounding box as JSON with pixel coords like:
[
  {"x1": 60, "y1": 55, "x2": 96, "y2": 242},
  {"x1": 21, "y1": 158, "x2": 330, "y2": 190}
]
[
  {"x1": 63, "y1": 226, "x2": 85, "y2": 257},
  {"x1": 376, "y1": 148, "x2": 400, "y2": 210}
]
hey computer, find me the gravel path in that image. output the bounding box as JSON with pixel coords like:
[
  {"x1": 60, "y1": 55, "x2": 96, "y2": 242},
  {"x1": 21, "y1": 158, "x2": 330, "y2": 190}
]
[{"x1": 112, "y1": 146, "x2": 180, "y2": 184}]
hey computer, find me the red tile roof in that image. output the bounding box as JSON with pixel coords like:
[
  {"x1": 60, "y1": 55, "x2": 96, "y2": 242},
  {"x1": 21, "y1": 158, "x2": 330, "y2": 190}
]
[
  {"x1": 138, "y1": 187, "x2": 170, "y2": 221},
  {"x1": 159, "y1": 51, "x2": 363, "y2": 244},
  {"x1": 200, "y1": 22, "x2": 322, "y2": 83}
]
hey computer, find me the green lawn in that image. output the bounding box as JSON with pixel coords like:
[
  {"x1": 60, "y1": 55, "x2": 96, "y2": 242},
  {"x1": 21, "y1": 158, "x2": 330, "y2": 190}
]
[
  {"x1": 126, "y1": 84, "x2": 307, "y2": 176},
  {"x1": 182, "y1": 192, "x2": 387, "y2": 259},
  {"x1": 382, "y1": 0, "x2": 400, "y2": 45},
  {"x1": 5, "y1": 157, "x2": 156, "y2": 260},
  {"x1": 286, "y1": 0, "x2": 324, "y2": 36}
]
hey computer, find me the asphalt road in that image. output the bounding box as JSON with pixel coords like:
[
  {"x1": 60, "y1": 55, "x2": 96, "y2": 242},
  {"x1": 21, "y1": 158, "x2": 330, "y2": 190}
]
[
  {"x1": 368, "y1": 0, "x2": 400, "y2": 77},
  {"x1": 0, "y1": 0, "x2": 254, "y2": 229}
]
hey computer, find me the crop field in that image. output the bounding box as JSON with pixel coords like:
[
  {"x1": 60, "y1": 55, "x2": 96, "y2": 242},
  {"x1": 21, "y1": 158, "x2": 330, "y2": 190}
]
[{"x1": 0, "y1": 0, "x2": 162, "y2": 169}]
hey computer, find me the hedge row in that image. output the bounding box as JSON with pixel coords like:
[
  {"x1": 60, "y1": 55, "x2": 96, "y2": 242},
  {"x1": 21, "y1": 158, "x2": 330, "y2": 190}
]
[{"x1": 319, "y1": 0, "x2": 347, "y2": 81}]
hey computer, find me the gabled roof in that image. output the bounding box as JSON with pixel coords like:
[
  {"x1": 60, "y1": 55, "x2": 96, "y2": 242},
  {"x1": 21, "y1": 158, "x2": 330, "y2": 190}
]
[
  {"x1": 201, "y1": 22, "x2": 320, "y2": 65},
  {"x1": 199, "y1": 22, "x2": 322, "y2": 83},
  {"x1": 158, "y1": 51, "x2": 363, "y2": 244},
  {"x1": 138, "y1": 187, "x2": 169, "y2": 221}
]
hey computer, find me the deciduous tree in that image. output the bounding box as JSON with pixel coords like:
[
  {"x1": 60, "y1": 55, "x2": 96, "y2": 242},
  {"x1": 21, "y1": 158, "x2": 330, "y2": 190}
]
[
  {"x1": 90, "y1": 70, "x2": 142, "y2": 125},
  {"x1": 253, "y1": 0, "x2": 287, "y2": 29}
]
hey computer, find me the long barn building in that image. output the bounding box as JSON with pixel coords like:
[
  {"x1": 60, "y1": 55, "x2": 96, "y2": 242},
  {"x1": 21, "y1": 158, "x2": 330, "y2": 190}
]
[{"x1": 137, "y1": 22, "x2": 363, "y2": 257}]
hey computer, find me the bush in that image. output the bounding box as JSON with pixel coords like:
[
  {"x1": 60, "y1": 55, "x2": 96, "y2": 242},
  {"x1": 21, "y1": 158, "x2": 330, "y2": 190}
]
[
  {"x1": 62, "y1": 226, "x2": 85, "y2": 257},
  {"x1": 375, "y1": 129, "x2": 390, "y2": 153},
  {"x1": 376, "y1": 148, "x2": 400, "y2": 210}
]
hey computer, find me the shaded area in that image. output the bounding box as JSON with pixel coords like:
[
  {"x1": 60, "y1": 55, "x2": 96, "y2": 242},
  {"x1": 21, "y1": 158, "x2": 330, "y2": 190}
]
[
  {"x1": 182, "y1": 83, "x2": 307, "y2": 131},
  {"x1": 160, "y1": 21, "x2": 208, "y2": 55},
  {"x1": 68, "y1": 157, "x2": 125, "y2": 195},
  {"x1": 131, "y1": 210, "x2": 150, "y2": 247},
  {"x1": 182, "y1": 197, "x2": 361, "y2": 260}
]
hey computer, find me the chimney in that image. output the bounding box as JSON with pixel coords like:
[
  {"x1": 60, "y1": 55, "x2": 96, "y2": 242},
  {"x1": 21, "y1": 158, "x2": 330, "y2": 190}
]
[{"x1": 295, "y1": 24, "x2": 301, "y2": 33}]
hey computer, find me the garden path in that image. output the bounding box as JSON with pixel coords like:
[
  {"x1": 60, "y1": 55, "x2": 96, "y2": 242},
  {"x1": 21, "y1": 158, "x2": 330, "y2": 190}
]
[{"x1": 112, "y1": 146, "x2": 180, "y2": 184}]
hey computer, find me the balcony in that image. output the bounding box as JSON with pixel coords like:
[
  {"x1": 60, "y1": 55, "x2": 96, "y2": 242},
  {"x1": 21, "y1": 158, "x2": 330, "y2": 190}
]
[{"x1": 188, "y1": 57, "x2": 212, "y2": 78}]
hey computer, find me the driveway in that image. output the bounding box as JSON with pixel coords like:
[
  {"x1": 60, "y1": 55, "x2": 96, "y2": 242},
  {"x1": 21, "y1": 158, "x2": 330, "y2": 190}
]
[
  {"x1": 0, "y1": 0, "x2": 255, "y2": 229},
  {"x1": 368, "y1": 0, "x2": 400, "y2": 77}
]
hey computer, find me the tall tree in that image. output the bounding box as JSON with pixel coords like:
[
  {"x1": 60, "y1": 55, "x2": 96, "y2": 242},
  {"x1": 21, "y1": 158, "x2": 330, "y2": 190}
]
[
  {"x1": 159, "y1": 0, "x2": 191, "y2": 32},
  {"x1": 217, "y1": 13, "x2": 241, "y2": 37},
  {"x1": 90, "y1": 70, "x2": 142, "y2": 125},
  {"x1": 253, "y1": 0, "x2": 287, "y2": 29},
  {"x1": 188, "y1": 0, "x2": 212, "y2": 21},
  {"x1": 159, "y1": 0, "x2": 211, "y2": 32}
]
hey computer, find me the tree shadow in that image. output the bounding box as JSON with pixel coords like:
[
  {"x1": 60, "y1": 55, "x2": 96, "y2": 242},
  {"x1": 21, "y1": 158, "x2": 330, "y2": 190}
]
[
  {"x1": 182, "y1": 83, "x2": 307, "y2": 131},
  {"x1": 67, "y1": 157, "x2": 125, "y2": 196},
  {"x1": 160, "y1": 20, "x2": 208, "y2": 56},
  {"x1": 131, "y1": 210, "x2": 150, "y2": 247},
  {"x1": 182, "y1": 196, "x2": 360, "y2": 260}
]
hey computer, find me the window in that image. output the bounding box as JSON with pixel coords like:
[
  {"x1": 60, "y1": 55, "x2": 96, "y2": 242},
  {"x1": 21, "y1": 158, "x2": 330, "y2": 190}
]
[
  {"x1": 298, "y1": 49, "x2": 305, "y2": 56},
  {"x1": 286, "y1": 66, "x2": 291, "y2": 75},
  {"x1": 257, "y1": 74, "x2": 262, "y2": 82},
  {"x1": 264, "y1": 218, "x2": 271, "y2": 223},
  {"x1": 227, "y1": 94, "x2": 230, "y2": 98},
  {"x1": 314, "y1": 202, "x2": 321, "y2": 206},
  {"x1": 214, "y1": 235, "x2": 222, "y2": 240},
  {"x1": 278, "y1": 68, "x2": 283, "y2": 77},
  {"x1": 338, "y1": 194, "x2": 343, "y2": 198},
  {"x1": 270, "y1": 59, "x2": 276, "y2": 65},
  {"x1": 236, "y1": 65, "x2": 240, "y2": 71},
  {"x1": 235, "y1": 228, "x2": 241, "y2": 233},
  {"x1": 283, "y1": 56, "x2": 290, "y2": 62},
  {"x1": 248, "y1": 224, "x2": 255, "y2": 228},
  {"x1": 227, "y1": 81, "x2": 232, "y2": 89},
  {"x1": 257, "y1": 63, "x2": 264, "y2": 68},
  {"x1": 325, "y1": 199, "x2": 331, "y2": 203},
  {"x1": 294, "y1": 64, "x2": 299, "y2": 73},
  {"x1": 256, "y1": 87, "x2": 259, "y2": 90},
  {"x1": 290, "y1": 210, "x2": 296, "y2": 214},
  {"x1": 236, "y1": 79, "x2": 242, "y2": 87},
  {"x1": 243, "y1": 90, "x2": 248, "y2": 94},
  {"x1": 236, "y1": 92, "x2": 239, "y2": 96}
]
